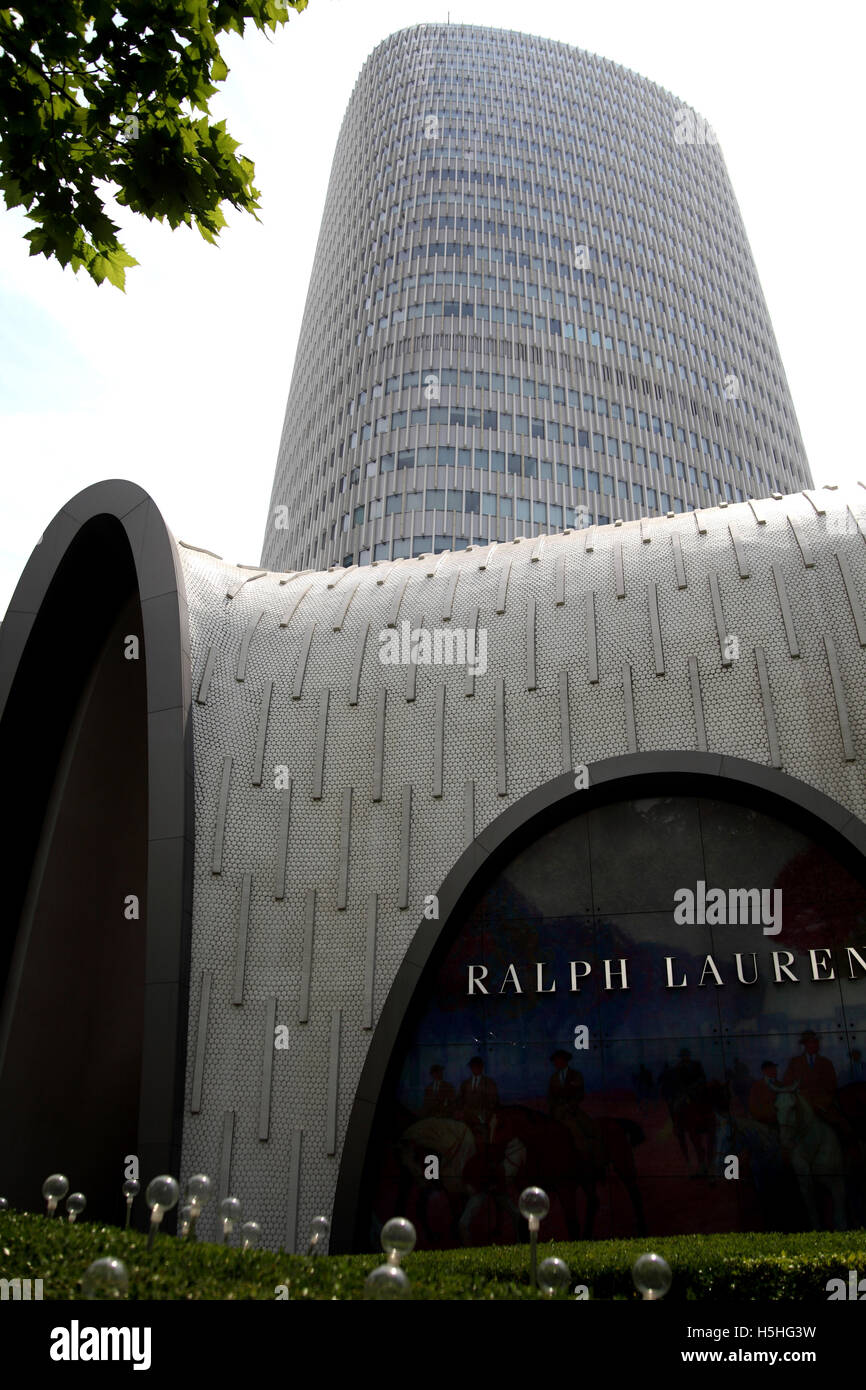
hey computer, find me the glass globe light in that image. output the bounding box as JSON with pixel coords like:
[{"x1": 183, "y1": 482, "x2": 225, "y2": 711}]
[
  {"x1": 0, "y1": 1197, "x2": 9, "y2": 1212},
  {"x1": 518, "y1": 1186, "x2": 550, "y2": 1229},
  {"x1": 66, "y1": 1192, "x2": 87, "y2": 1223},
  {"x1": 220, "y1": 1195, "x2": 241, "y2": 1244},
  {"x1": 241, "y1": 1221, "x2": 262, "y2": 1251},
  {"x1": 145, "y1": 1175, "x2": 180, "y2": 1219},
  {"x1": 364, "y1": 1263, "x2": 411, "y2": 1299},
  {"x1": 82, "y1": 1257, "x2": 129, "y2": 1300},
  {"x1": 185, "y1": 1173, "x2": 212, "y2": 1209},
  {"x1": 145, "y1": 1175, "x2": 179, "y2": 1250},
  {"x1": 308, "y1": 1214, "x2": 330, "y2": 1254},
  {"x1": 183, "y1": 1174, "x2": 212, "y2": 1241},
  {"x1": 380, "y1": 1216, "x2": 416, "y2": 1262},
  {"x1": 537, "y1": 1256, "x2": 571, "y2": 1298},
  {"x1": 632, "y1": 1252, "x2": 672, "y2": 1300},
  {"x1": 177, "y1": 1204, "x2": 193, "y2": 1238},
  {"x1": 42, "y1": 1173, "x2": 69, "y2": 1216}
]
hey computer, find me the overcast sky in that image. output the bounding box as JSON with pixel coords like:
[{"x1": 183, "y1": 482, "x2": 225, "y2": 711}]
[{"x1": 1, "y1": 0, "x2": 863, "y2": 616}]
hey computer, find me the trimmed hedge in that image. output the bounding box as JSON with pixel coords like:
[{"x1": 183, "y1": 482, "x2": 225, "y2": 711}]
[{"x1": 1, "y1": 1212, "x2": 864, "y2": 1300}]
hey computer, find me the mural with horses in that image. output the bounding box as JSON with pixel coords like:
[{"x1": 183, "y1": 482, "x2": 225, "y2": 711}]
[{"x1": 363, "y1": 795, "x2": 866, "y2": 1247}]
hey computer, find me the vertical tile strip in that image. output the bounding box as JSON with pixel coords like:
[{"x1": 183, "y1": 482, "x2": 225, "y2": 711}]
[
  {"x1": 406, "y1": 616, "x2": 423, "y2": 701},
  {"x1": 836, "y1": 552, "x2": 866, "y2": 646},
  {"x1": 299, "y1": 888, "x2": 315, "y2": 1023},
  {"x1": 526, "y1": 596, "x2": 537, "y2": 690},
  {"x1": 284, "y1": 1130, "x2": 303, "y2": 1253},
  {"x1": 559, "y1": 668, "x2": 571, "y2": 772},
  {"x1": 312, "y1": 689, "x2": 329, "y2": 799},
  {"x1": 586, "y1": 592, "x2": 599, "y2": 683},
  {"x1": 190, "y1": 970, "x2": 212, "y2": 1113},
  {"x1": 348, "y1": 621, "x2": 369, "y2": 705},
  {"x1": 648, "y1": 582, "x2": 665, "y2": 676},
  {"x1": 326, "y1": 1008, "x2": 341, "y2": 1156},
  {"x1": 212, "y1": 756, "x2": 232, "y2": 874},
  {"x1": 433, "y1": 685, "x2": 446, "y2": 797},
  {"x1": 788, "y1": 514, "x2": 815, "y2": 568},
  {"x1": 196, "y1": 646, "x2": 217, "y2": 704},
  {"x1": 495, "y1": 677, "x2": 507, "y2": 796},
  {"x1": 387, "y1": 576, "x2": 410, "y2": 627},
  {"x1": 363, "y1": 893, "x2": 377, "y2": 1030},
  {"x1": 258, "y1": 995, "x2": 277, "y2": 1141},
  {"x1": 252, "y1": 678, "x2": 273, "y2": 785},
  {"x1": 623, "y1": 663, "x2": 637, "y2": 753},
  {"x1": 274, "y1": 782, "x2": 292, "y2": 900},
  {"x1": 442, "y1": 571, "x2": 459, "y2": 621},
  {"x1": 555, "y1": 555, "x2": 566, "y2": 606},
  {"x1": 398, "y1": 784, "x2": 412, "y2": 909},
  {"x1": 333, "y1": 583, "x2": 359, "y2": 631},
  {"x1": 671, "y1": 533, "x2": 687, "y2": 589},
  {"x1": 280, "y1": 584, "x2": 312, "y2": 625},
  {"x1": 236, "y1": 609, "x2": 265, "y2": 681},
  {"x1": 372, "y1": 688, "x2": 386, "y2": 801},
  {"x1": 463, "y1": 778, "x2": 475, "y2": 846},
  {"x1": 613, "y1": 541, "x2": 625, "y2": 599},
  {"x1": 495, "y1": 559, "x2": 511, "y2": 614},
  {"x1": 729, "y1": 522, "x2": 750, "y2": 578},
  {"x1": 464, "y1": 606, "x2": 480, "y2": 697},
  {"x1": 292, "y1": 623, "x2": 316, "y2": 699},
  {"x1": 709, "y1": 573, "x2": 732, "y2": 667},
  {"x1": 689, "y1": 655, "x2": 708, "y2": 752},
  {"x1": 233, "y1": 872, "x2": 252, "y2": 1005},
  {"x1": 218, "y1": 1110, "x2": 235, "y2": 1205},
  {"x1": 670, "y1": 530, "x2": 692, "y2": 586},
  {"x1": 824, "y1": 635, "x2": 856, "y2": 761},
  {"x1": 754, "y1": 648, "x2": 781, "y2": 768},
  {"x1": 337, "y1": 787, "x2": 352, "y2": 909},
  {"x1": 771, "y1": 564, "x2": 800, "y2": 657}
]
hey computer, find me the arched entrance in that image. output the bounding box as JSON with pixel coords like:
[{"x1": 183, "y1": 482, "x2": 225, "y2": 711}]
[
  {"x1": 332, "y1": 756, "x2": 866, "y2": 1250},
  {"x1": 0, "y1": 482, "x2": 193, "y2": 1220}
]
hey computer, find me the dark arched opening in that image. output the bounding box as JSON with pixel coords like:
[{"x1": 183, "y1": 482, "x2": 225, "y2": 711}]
[{"x1": 0, "y1": 482, "x2": 193, "y2": 1221}]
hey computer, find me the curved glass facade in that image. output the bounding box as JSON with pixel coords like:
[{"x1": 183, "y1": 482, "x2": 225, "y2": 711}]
[
  {"x1": 263, "y1": 24, "x2": 811, "y2": 573},
  {"x1": 360, "y1": 795, "x2": 866, "y2": 1247}
]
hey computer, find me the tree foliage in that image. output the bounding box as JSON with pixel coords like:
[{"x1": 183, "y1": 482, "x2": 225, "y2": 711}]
[{"x1": 0, "y1": 1, "x2": 308, "y2": 288}]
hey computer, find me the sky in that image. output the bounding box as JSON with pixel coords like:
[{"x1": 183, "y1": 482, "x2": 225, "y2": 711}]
[{"x1": 1, "y1": 0, "x2": 863, "y2": 617}]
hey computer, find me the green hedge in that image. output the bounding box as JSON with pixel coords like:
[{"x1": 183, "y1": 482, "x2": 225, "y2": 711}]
[{"x1": 1, "y1": 1212, "x2": 864, "y2": 1300}]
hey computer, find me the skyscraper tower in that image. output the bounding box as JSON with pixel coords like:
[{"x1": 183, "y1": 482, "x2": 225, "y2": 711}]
[{"x1": 262, "y1": 23, "x2": 810, "y2": 574}]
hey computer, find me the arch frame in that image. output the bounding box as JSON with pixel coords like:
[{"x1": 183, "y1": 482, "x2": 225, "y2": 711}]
[
  {"x1": 0, "y1": 479, "x2": 194, "y2": 1189},
  {"x1": 331, "y1": 751, "x2": 866, "y2": 1251}
]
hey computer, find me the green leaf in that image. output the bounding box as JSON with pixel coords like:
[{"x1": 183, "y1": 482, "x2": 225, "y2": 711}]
[{"x1": 0, "y1": 0, "x2": 309, "y2": 286}]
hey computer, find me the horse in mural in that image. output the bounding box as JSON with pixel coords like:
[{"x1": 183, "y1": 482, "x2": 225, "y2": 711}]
[
  {"x1": 671, "y1": 1078, "x2": 726, "y2": 1177},
  {"x1": 772, "y1": 1083, "x2": 848, "y2": 1231},
  {"x1": 391, "y1": 1104, "x2": 646, "y2": 1245}
]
